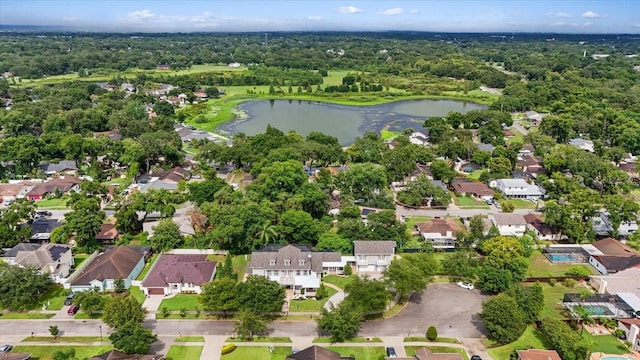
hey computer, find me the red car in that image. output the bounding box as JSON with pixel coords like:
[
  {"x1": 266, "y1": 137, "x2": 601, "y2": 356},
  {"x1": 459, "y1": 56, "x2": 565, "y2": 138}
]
[{"x1": 67, "y1": 304, "x2": 79, "y2": 315}]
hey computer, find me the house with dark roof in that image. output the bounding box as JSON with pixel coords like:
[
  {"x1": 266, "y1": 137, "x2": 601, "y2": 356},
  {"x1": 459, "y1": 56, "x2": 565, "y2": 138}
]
[
  {"x1": 10, "y1": 243, "x2": 73, "y2": 283},
  {"x1": 89, "y1": 349, "x2": 164, "y2": 360},
  {"x1": 415, "y1": 347, "x2": 464, "y2": 360},
  {"x1": 38, "y1": 160, "x2": 79, "y2": 176},
  {"x1": 353, "y1": 240, "x2": 396, "y2": 273},
  {"x1": 588, "y1": 238, "x2": 640, "y2": 275},
  {"x1": 592, "y1": 211, "x2": 638, "y2": 238},
  {"x1": 137, "y1": 167, "x2": 191, "y2": 193},
  {"x1": 491, "y1": 213, "x2": 527, "y2": 237},
  {"x1": 141, "y1": 254, "x2": 216, "y2": 296},
  {"x1": 2, "y1": 243, "x2": 41, "y2": 261},
  {"x1": 93, "y1": 129, "x2": 123, "y2": 141},
  {"x1": 516, "y1": 350, "x2": 562, "y2": 360},
  {"x1": 416, "y1": 218, "x2": 461, "y2": 249},
  {"x1": 70, "y1": 246, "x2": 145, "y2": 292},
  {"x1": 26, "y1": 176, "x2": 82, "y2": 201},
  {"x1": 524, "y1": 213, "x2": 563, "y2": 241},
  {"x1": 95, "y1": 223, "x2": 119, "y2": 243},
  {"x1": 286, "y1": 346, "x2": 354, "y2": 360},
  {"x1": 451, "y1": 181, "x2": 494, "y2": 200},
  {"x1": 249, "y1": 244, "x2": 343, "y2": 297},
  {"x1": 29, "y1": 218, "x2": 64, "y2": 242}
]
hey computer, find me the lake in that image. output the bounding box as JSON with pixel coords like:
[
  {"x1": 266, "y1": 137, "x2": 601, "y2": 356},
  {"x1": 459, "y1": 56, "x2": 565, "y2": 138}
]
[{"x1": 217, "y1": 99, "x2": 487, "y2": 146}]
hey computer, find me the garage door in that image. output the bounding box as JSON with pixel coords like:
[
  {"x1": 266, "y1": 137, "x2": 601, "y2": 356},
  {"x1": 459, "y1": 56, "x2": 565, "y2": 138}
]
[{"x1": 147, "y1": 288, "x2": 164, "y2": 295}]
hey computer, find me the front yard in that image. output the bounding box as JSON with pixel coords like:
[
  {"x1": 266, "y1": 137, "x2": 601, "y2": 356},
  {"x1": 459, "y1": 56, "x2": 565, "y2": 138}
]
[
  {"x1": 325, "y1": 346, "x2": 386, "y2": 360},
  {"x1": 322, "y1": 275, "x2": 355, "y2": 290},
  {"x1": 159, "y1": 294, "x2": 201, "y2": 311},
  {"x1": 452, "y1": 195, "x2": 490, "y2": 209},
  {"x1": 289, "y1": 287, "x2": 337, "y2": 312},
  {"x1": 36, "y1": 197, "x2": 70, "y2": 209},
  {"x1": 166, "y1": 345, "x2": 203, "y2": 360},
  {"x1": 12, "y1": 345, "x2": 113, "y2": 360},
  {"x1": 221, "y1": 346, "x2": 292, "y2": 360}
]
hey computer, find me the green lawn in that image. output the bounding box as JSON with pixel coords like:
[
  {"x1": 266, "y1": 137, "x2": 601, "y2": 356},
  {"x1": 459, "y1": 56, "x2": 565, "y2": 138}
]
[
  {"x1": 322, "y1": 275, "x2": 355, "y2": 290},
  {"x1": 381, "y1": 129, "x2": 401, "y2": 141},
  {"x1": 326, "y1": 346, "x2": 385, "y2": 360},
  {"x1": 36, "y1": 197, "x2": 70, "y2": 209},
  {"x1": 128, "y1": 286, "x2": 146, "y2": 304},
  {"x1": 405, "y1": 346, "x2": 469, "y2": 360},
  {"x1": 582, "y1": 332, "x2": 629, "y2": 354},
  {"x1": 207, "y1": 254, "x2": 250, "y2": 280},
  {"x1": 510, "y1": 199, "x2": 536, "y2": 209},
  {"x1": 467, "y1": 170, "x2": 484, "y2": 180},
  {"x1": 159, "y1": 294, "x2": 201, "y2": 311},
  {"x1": 403, "y1": 337, "x2": 460, "y2": 344},
  {"x1": 487, "y1": 326, "x2": 551, "y2": 360},
  {"x1": 532, "y1": 282, "x2": 573, "y2": 319},
  {"x1": 74, "y1": 254, "x2": 89, "y2": 267},
  {"x1": 102, "y1": 177, "x2": 131, "y2": 189},
  {"x1": 225, "y1": 337, "x2": 292, "y2": 343},
  {"x1": 313, "y1": 337, "x2": 382, "y2": 343},
  {"x1": 404, "y1": 216, "x2": 432, "y2": 232},
  {"x1": 453, "y1": 195, "x2": 490, "y2": 209},
  {"x1": 526, "y1": 251, "x2": 595, "y2": 277},
  {"x1": 0, "y1": 313, "x2": 55, "y2": 319},
  {"x1": 506, "y1": 129, "x2": 525, "y2": 144},
  {"x1": 166, "y1": 345, "x2": 203, "y2": 360},
  {"x1": 12, "y1": 345, "x2": 113, "y2": 360},
  {"x1": 175, "y1": 336, "x2": 205, "y2": 342},
  {"x1": 42, "y1": 285, "x2": 71, "y2": 310},
  {"x1": 221, "y1": 346, "x2": 292, "y2": 360},
  {"x1": 136, "y1": 253, "x2": 159, "y2": 280},
  {"x1": 22, "y1": 336, "x2": 103, "y2": 342},
  {"x1": 289, "y1": 287, "x2": 337, "y2": 312}
]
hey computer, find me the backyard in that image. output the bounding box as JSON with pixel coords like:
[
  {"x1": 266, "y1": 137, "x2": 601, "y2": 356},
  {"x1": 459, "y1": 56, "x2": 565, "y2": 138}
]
[
  {"x1": 486, "y1": 326, "x2": 550, "y2": 360},
  {"x1": 221, "y1": 346, "x2": 292, "y2": 360},
  {"x1": 207, "y1": 254, "x2": 249, "y2": 280},
  {"x1": 532, "y1": 282, "x2": 575, "y2": 319},
  {"x1": 136, "y1": 253, "x2": 160, "y2": 281},
  {"x1": 166, "y1": 345, "x2": 203, "y2": 360},
  {"x1": 581, "y1": 332, "x2": 630, "y2": 354},
  {"x1": 526, "y1": 251, "x2": 595, "y2": 277}
]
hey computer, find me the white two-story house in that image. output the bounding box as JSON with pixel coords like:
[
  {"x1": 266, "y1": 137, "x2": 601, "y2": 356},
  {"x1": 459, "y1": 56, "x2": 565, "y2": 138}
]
[
  {"x1": 491, "y1": 179, "x2": 543, "y2": 200},
  {"x1": 491, "y1": 213, "x2": 527, "y2": 237},
  {"x1": 353, "y1": 241, "x2": 396, "y2": 273}
]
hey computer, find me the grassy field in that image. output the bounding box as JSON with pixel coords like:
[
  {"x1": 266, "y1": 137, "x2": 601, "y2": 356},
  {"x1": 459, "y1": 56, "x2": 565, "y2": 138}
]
[
  {"x1": 322, "y1": 275, "x2": 355, "y2": 290},
  {"x1": 404, "y1": 216, "x2": 431, "y2": 232},
  {"x1": 36, "y1": 197, "x2": 69, "y2": 209},
  {"x1": 136, "y1": 253, "x2": 159, "y2": 281},
  {"x1": 326, "y1": 346, "x2": 386, "y2": 360},
  {"x1": 486, "y1": 326, "x2": 550, "y2": 360},
  {"x1": 313, "y1": 337, "x2": 382, "y2": 343},
  {"x1": 453, "y1": 195, "x2": 490, "y2": 209},
  {"x1": 381, "y1": 129, "x2": 401, "y2": 140},
  {"x1": 74, "y1": 254, "x2": 89, "y2": 267},
  {"x1": 221, "y1": 346, "x2": 292, "y2": 360},
  {"x1": 532, "y1": 282, "x2": 574, "y2": 319},
  {"x1": 22, "y1": 336, "x2": 103, "y2": 343},
  {"x1": 12, "y1": 345, "x2": 113, "y2": 360},
  {"x1": 582, "y1": 332, "x2": 629, "y2": 354},
  {"x1": 506, "y1": 129, "x2": 525, "y2": 144},
  {"x1": 208, "y1": 254, "x2": 250, "y2": 280},
  {"x1": 510, "y1": 199, "x2": 537, "y2": 209},
  {"x1": 159, "y1": 294, "x2": 201, "y2": 311},
  {"x1": 128, "y1": 286, "x2": 146, "y2": 304},
  {"x1": 42, "y1": 285, "x2": 72, "y2": 310},
  {"x1": 405, "y1": 346, "x2": 469, "y2": 360},
  {"x1": 166, "y1": 345, "x2": 204, "y2": 360},
  {"x1": 466, "y1": 170, "x2": 484, "y2": 180},
  {"x1": 226, "y1": 337, "x2": 292, "y2": 343},
  {"x1": 289, "y1": 287, "x2": 337, "y2": 312},
  {"x1": 0, "y1": 313, "x2": 55, "y2": 319}
]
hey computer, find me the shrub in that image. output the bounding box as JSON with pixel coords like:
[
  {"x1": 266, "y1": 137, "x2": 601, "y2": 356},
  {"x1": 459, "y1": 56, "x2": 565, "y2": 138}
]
[
  {"x1": 548, "y1": 278, "x2": 556, "y2": 286},
  {"x1": 179, "y1": 307, "x2": 187, "y2": 317},
  {"x1": 161, "y1": 306, "x2": 170, "y2": 318},
  {"x1": 221, "y1": 343, "x2": 236, "y2": 355},
  {"x1": 343, "y1": 264, "x2": 353, "y2": 276},
  {"x1": 565, "y1": 266, "x2": 591, "y2": 277},
  {"x1": 426, "y1": 326, "x2": 438, "y2": 341},
  {"x1": 563, "y1": 279, "x2": 576, "y2": 288}
]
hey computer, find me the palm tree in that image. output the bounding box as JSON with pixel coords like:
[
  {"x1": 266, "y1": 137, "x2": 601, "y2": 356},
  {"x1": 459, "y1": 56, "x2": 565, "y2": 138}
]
[
  {"x1": 256, "y1": 221, "x2": 278, "y2": 245},
  {"x1": 573, "y1": 305, "x2": 594, "y2": 334}
]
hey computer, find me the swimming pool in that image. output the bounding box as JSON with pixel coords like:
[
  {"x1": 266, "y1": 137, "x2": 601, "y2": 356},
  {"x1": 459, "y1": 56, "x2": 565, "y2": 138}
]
[
  {"x1": 548, "y1": 254, "x2": 578, "y2": 262},
  {"x1": 582, "y1": 305, "x2": 613, "y2": 316},
  {"x1": 601, "y1": 356, "x2": 636, "y2": 360}
]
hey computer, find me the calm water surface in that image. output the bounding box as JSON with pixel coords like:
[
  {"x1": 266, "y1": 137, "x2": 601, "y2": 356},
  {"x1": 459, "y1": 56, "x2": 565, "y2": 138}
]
[{"x1": 218, "y1": 99, "x2": 487, "y2": 145}]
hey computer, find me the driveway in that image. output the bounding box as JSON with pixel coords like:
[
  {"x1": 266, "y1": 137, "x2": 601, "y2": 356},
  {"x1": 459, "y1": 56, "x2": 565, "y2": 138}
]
[{"x1": 360, "y1": 283, "x2": 488, "y2": 338}]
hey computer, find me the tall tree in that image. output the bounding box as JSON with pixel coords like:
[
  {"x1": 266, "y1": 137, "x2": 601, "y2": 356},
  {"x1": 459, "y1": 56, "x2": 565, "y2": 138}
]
[
  {"x1": 149, "y1": 219, "x2": 184, "y2": 253},
  {"x1": 109, "y1": 322, "x2": 158, "y2": 354},
  {"x1": 102, "y1": 296, "x2": 147, "y2": 329},
  {"x1": 200, "y1": 278, "x2": 239, "y2": 317},
  {"x1": 480, "y1": 293, "x2": 527, "y2": 344},
  {"x1": 234, "y1": 311, "x2": 268, "y2": 341}
]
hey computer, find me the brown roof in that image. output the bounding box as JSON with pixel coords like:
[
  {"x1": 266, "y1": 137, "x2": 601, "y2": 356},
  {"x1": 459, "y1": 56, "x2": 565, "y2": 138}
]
[
  {"x1": 353, "y1": 240, "x2": 396, "y2": 255},
  {"x1": 0, "y1": 183, "x2": 27, "y2": 197},
  {"x1": 619, "y1": 162, "x2": 637, "y2": 174},
  {"x1": 142, "y1": 254, "x2": 216, "y2": 287},
  {"x1": 416, "y1": 218, "x2": 460, "y2": 236},
  {"x1": 250, "y1": 244, "x2": 341, "y2": 274},
  {"x1": 523, "y1": 213, "x2": 555, "y2": 235},
  {"x1": 516, "y1": 350, "x2": 562, "y2": 360},
  {"x1": 27, "y1": 177, "x2": 82, "y2": 197},
  {"x1": 492, "y1": 213, "x2": 527, "y2": 226},
  {"x1": 517, "y1": 155, "x2": 543, "y2": 168},
  {"x1": 593, "y1": 238, "x2": 640, "y2": 256},
  {"x1": 96, "y1": 223, "x2": 119, "y2": 240},
  {"x1": 415, "y1": 347, "x2": 464, "y2": 360},
  {"x1": 619, "y1": 318, "x2": 640, "y2": 328},
  {"x1": 452, "y1": 182, "x2": 494, "y2": 196},
  {"x1": 286, "y1": 346, "x2": 354, "y2": 360},
  {"x1": 71, "y1": 246, "x2": 144, "y2": 286},
  {"x1": 157, "y1": 166, "x2": 190, "y2": 183},
  {"x1": 89, "y1": 349, "x2": 164, "y2": 360}
]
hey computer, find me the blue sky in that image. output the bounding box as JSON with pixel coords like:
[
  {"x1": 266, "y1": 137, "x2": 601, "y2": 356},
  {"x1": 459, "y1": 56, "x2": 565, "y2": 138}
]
[{"x1": 1, "y1": 0, "x2": 637, "y2": 33}]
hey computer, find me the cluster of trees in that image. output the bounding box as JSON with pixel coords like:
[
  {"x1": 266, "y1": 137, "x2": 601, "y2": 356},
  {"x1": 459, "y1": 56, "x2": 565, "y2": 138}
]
[{"x1": 0, "y1": 262, "x2": 54, "y2": 310}]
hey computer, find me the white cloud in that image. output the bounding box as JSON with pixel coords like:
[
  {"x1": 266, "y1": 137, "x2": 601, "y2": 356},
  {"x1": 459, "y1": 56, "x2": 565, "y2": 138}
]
[
  {"x1": 582, "y1": 11, "x2": 601, "y2": 18},
  {"x1": 632, "y1": 23, "x2": 640, "y2": 28},
  {"x1": 409, "y1": 9, "x2": 420, "y2": 14},
  {"x1": 547, "y1": 12, "x2": 572, "y2": 18},
  {"x1": 377, "y1": 8, "x2": 404, "y2": 16},
  {"x1": 337, "y1": 6, "x2": 363, "y2": 14},
  {"x1": 551, "y1": 22, "x2": 578, "y2": 27},
  {"x1": 63, "y1": 16, "x2": 78, "y2": 22},
  {"x1": 308, "y1": 15, "x2": 324, "y2": 21},
  {"x1": 583, "y1": 22, "x2": 591, "y2": 26}
]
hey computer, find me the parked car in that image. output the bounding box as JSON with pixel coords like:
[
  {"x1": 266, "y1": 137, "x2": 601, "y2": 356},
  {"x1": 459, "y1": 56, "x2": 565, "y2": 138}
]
[
  {"x1": 67, "y1": 304, "x2": 79, "y2": 315},
  {"x1": 485, "y1": 199, "x2": 493, "y2": 205},
  {"x1": 64, "y1": 293, "x2": 76, "y2": 306},
  {"x1": 457, "y1": 281, "x2": 474, "y2": 290},
  {"x1": 36, "y1": 210, "x2": 53, "y2": 217},
  {"x1": 0, "y1": 344, "x2": 13, "y2": 353},
  {"x1": 471, "y1": 355, "x2": 482, "y2": 360},
  {"x1": 386, "y1": 347, "x2": 397, "y2": 358}
]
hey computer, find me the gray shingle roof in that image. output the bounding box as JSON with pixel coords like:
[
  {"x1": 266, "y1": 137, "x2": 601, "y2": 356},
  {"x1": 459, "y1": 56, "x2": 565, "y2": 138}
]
[
  {"x1": 250, "y1": 244, "x2": 340, "y2": 274},
  {"x1": 353, "y1": 241, "x2": 396, "y2": 255},
  {"x1": 38, "y1": 160, "x2": 78, "y2": 173}
]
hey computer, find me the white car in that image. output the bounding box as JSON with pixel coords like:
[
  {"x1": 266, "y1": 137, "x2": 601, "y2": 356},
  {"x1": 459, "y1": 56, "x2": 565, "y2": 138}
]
[{"x1": 457, "y1": 281, "x2": 474, "y2": 290}]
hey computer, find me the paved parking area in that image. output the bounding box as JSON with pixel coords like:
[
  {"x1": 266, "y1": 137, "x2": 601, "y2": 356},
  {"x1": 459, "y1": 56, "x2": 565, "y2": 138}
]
[{"x1": 360, "y1": 283, "x2": 489, "y2": 338}]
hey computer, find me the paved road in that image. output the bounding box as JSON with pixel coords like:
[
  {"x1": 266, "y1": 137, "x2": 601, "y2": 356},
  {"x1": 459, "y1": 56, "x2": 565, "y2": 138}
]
[
  {"x1": 395, "y1": 206, "x2": 534, "y2": 218},
  {"x1": 511, "y1": 121, "x2": 530, "y2": 136}
]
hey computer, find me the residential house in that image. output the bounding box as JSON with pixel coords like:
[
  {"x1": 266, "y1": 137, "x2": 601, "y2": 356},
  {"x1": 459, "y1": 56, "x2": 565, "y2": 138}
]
[
  {"x1": 503, "y1": 130, "x2": 516, "y2": 139},
  {"x1": 476, "y1": 143, "x2": 496, "y2": 153},
  {"x1": 588, "y1": 238, "x2": 640, "y2": 275},
  {"x1": 359, "y1": 206, "x2": 382, "y2": 221},
  {"x1": 26, "y1": 176, "x2": 82, "y2": 201},
  {"x1": 38, "y1": 160, "x2": 79, "y2": 176},
  {"x1": 592, "y1": 211, "x2": 638, "y2": 238},
  {"x1": 353, "y1": 240, "x2": 396, "y2": 273},
  {"x1": 96, "y1": 223, "x2": 119, "y2": 243},
  {"x1": 591, "y1": 265, "x2": 640, "y2": 298},
  {"x1": 286, "y1": 345, "x2": 354, "y2": 360},
  {"x1": 416, "y1": 218, "x2": 461, "y2": 249},
  {"x1": 415, "y1": 347, "x2": 464, "y2": 360},
  {"x1": 516, "y1": 350, "x2": 562, "y2": 360},
  {"x1": 617, "y1": 318, "x2": 640, "y2": 351},
  {"x1": 11, "y1": 244, "x2": 73, "y2": 283},
  {"x1": 157, "y1": 64, "x2": 171, "y2": 70},
  {"x1": 0, "y1": 182, "x2": 34, "y2": 203},
  {"x1": 2, "y1": 243, "x2": 41, "y2": 262},
  {"x1": 409, "y1": 131, "x2": 430, "y2": 146},
  {"x1": 517, "y1": 144, "x2": 535, "y2": 158},
  {"x1": 524, "y1": 111, "x2": 545, "y2": 125},
  {"x1": 491, "y1": 213, "x2": 527, "y2": 237},
  {"x1": 524, "y1": 213, "x2": 562, "y2": 241},
  {"x1": 29, "y1": 218, "x2": 64, "y2": 242},
  {"x1": 94, "y1": 129, "x2": 123, "y2": 141},
  {"x1": 249, "y1": 244, "x2": 343, "y2": 297},
  {"x1": 141, "y1": 254, "x2": 217, "y2": 295},
  {"x1": 89, "y1": 349, "x2": 165, "y2": 360},
  {"x1": 70, "y1": 246, "x2": 145, "y2": 292},
  {"x1": 175, "y1": 124, "x2": 219, "y2": 143},
  {"x1": 137, "y1": 167, "x2": 191, "y2": 193},
  {"x1": 569, "y1": 138, "x2": 595, "y2": 153},
  {"x1": 451, "y1": 181, "x2": 494, "y2": 200},
  {"x1": 492, "y1": 179, "x2": 543, "y2": 199}
]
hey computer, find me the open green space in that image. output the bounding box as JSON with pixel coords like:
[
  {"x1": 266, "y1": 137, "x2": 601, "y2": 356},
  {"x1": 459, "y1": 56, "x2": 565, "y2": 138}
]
[
  {"x1": 526, "y1": 251, "x2": 595, "y2": 277},
  {"x1": 208, "y1": 254, "x2": 249, "y2": 280},
  {"x1": 136, "y1": 253, "x2": 159, "y2": 281},
  {"x1": 221, "y1": 346, "x2": 292, "y2": 360},
  {"x1": 0, "y1": 313, "x2": 55, "y2": 319},
  {"x1": 403, "y1": 337, "x2": 460, "y2": 344},
  {"x1": 12, "y1": 345, "x2": 113, "y2": 360},
  {"x1": 380, "y1": 129, "x2": 401, "y2": 141},
  {"x1": 486, "y1": 326, "x2": 551, "y2": 360},
  {"x1": 313, "y1": 337, "x2": 382, "y2": 343},
  {"x1": 531, "y1": 282, "x2": 574, "y2": 319},
  {"x1": 36, "y1": 197, "x2": 69, "y2": 209},
  {"x1": 159, "y1": 294, "x2": 201, "y2": 311},
  {"x1": 452, "y1": 195, "x2": 490, "y2": 209},
  {"x1": 289, "y1": 287, "x2": 337, "y2": 312},
  {"x1": 102, "y1": 176, "x2": 131, "y2": 189},
  {"x1": 405, "y1": 346, "x2": 469, "y2": 360},
  {"x1": 42, "y1": 286, "x2": 71, "y2": 310},
  {"x1": 510, "y1": 199, "x2": 536, "y2": 209},
  {"x1": 128, "y1": 286, "x2": 146, "y2": 304},
  {"x1": 582, "y1": 332, "x2": 629, "y2": 354},
  {"x1": 466, "y1": 170, "x2": 484, "y2": 180},
  {"x1": 175, "y1": 336, "x2": 205, "y2": 342},
  {"x1": 326, "y1": 346, "x2": 386, "y2": 360},
  {"x1": 506, "y1": 129, "x2": 525, "y2": 144},
  {"x1": 322, "y1": 275, "x2": 355, "y2": 290},
  {"x1": 22, "y1": 336, "x2": 103, "y2": 343},
  {"x1": 225, "y1": 336, "x2": 291, "y2": 343},
  {"x1": 166, "y1": 345, "x2": 203, "y2": 360}
]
